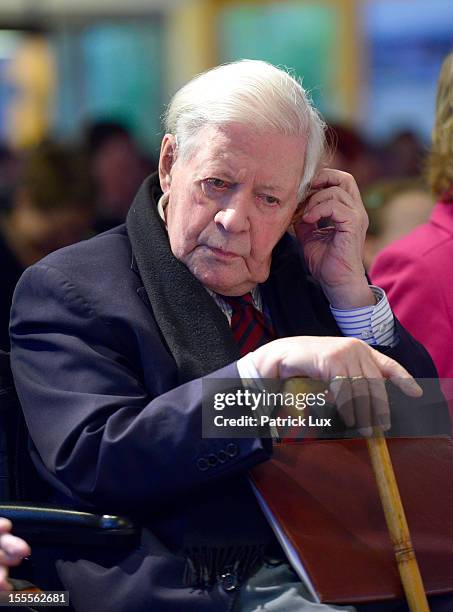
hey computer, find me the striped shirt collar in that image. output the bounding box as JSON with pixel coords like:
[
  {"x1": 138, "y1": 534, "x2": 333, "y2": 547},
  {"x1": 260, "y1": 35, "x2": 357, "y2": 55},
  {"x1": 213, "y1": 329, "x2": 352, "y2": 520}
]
[{"x1": 207, "y1": 286, "x2": 262, "y2": 323}]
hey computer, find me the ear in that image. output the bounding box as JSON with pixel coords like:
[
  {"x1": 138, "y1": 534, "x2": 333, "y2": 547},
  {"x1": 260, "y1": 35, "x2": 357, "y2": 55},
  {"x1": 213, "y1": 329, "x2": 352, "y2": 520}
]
[{"x1": 158, "y1": 134, "x2": 178, "y2": 194}]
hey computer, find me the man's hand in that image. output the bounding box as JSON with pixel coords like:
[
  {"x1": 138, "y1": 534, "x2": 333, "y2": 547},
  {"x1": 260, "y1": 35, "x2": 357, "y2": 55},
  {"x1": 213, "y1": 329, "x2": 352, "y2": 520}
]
[
  {"x1": 252, "y1": 336, "x2": 422, "y2": 436},
  {"x1": 0, "y1": 518, "x2": 31, "y2": 591},
  {"x1": 295, "y1": 168, "x2": 374, "y2": 309}
]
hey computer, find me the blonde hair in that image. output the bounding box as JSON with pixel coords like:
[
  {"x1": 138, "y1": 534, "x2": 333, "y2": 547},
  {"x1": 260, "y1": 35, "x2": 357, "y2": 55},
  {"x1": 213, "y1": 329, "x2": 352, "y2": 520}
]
[
  {"x1": 164, "y1": 59, "x2": 326, "y2": 199},
  {"x1": 427, "y1": 53, "x2": 453, "y2": 200}
]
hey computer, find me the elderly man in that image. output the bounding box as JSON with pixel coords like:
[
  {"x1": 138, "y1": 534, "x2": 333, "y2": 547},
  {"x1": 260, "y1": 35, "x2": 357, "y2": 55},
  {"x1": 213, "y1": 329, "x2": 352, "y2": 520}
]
[{"x1": 9, "y1": 61, "x2": 449, "y2": 611}]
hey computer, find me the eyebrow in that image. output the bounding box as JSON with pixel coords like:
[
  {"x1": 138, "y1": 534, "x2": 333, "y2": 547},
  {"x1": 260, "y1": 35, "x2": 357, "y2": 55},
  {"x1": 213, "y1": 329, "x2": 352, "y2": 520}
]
[
  {"x1": 199, "y1": 163, "x2": 236, "y2": 178},
  {"x1": 200, "y1": 164, "x2": 285, "y2": 194},
  {"x1": 255, "y1": 184, "x2": 284, "y2": 194}
]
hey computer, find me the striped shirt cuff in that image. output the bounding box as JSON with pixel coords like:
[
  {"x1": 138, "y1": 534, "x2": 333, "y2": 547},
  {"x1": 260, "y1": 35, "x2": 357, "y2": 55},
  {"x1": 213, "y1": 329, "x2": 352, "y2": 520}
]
[{"x1": 330, "y1": 285, "x2": 397, "y2": 347}]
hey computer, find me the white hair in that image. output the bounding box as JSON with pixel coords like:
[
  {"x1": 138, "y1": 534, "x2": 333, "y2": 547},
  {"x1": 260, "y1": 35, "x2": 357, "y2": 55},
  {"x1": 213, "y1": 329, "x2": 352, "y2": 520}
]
[{"x1": 163, "y1": 59, "x2": 326, "y2": 199}]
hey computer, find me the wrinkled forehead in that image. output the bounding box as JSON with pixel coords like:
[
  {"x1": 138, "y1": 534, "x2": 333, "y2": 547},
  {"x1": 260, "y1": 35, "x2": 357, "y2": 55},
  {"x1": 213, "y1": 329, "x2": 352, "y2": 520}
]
[{"x1": 183, "y1": 123, "x2": 306, "y2": 189}]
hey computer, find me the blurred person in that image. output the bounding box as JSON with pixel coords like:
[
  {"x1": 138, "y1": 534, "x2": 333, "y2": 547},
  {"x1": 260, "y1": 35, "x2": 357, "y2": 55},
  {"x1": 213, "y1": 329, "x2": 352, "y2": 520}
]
[
  {"x1": 326, "y1": 124, "x2": 381, "y2": 191},
  {"x1": 381, "y1": 129, "x2": 426, "y2": 180},
  {"x1": 6, "y1": 33, "x2": 56, "y2": 150},
  {"x1": 371, "y1": 53, "x2": 453, "y2": 384},
  {"x1": 85, "y1": 120, "x2": 149, "y2": 233},
  {"x1": 0, "y1": 142, "x2": 94, "y2": 350},
  {"x1": 9, "y1": 60, "x2": 449, "y2": 612},
  {"x1": 0, "y1": 145, "x2": 21, "y2": 212},
  {"x1": 363, "y1": 179, "x2": 433, "y2": 269}
]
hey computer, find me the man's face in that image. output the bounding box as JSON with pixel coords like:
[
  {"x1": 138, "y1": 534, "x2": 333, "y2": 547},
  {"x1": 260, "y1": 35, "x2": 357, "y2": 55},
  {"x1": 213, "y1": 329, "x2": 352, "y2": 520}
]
[{"x1": 159, "y1": 122, "x2": 306, "y2": 295}]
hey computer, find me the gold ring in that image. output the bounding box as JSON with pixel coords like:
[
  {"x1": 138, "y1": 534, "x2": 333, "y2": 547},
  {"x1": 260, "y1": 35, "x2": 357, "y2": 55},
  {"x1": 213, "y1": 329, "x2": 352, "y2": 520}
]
[
  {"x1": 330, "y1": 375, "x2": 348, "y2": 382},
  {"x1": 350, "y1": 375, "x2": 366, "y2": 382}
]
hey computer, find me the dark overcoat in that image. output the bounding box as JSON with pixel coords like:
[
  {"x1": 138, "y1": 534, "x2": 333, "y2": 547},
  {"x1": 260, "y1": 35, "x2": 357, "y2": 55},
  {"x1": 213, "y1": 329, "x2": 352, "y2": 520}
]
[{"x1": 9, "y1": 176, "x2": 448, "y2": 612}]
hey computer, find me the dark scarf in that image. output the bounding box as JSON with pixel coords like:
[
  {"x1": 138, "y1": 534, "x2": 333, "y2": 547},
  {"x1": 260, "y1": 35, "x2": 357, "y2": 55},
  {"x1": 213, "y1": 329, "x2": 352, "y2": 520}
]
[
  {"x1": 126, "y1": 176, "x2": 241, "y2": 385},
  {"x1": 126, "y1": 176, "x2": 276, "y2": 588}
]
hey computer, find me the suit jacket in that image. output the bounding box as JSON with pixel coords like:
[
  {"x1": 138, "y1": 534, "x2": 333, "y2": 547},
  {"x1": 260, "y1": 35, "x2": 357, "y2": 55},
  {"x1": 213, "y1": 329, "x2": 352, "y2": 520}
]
[
  {"x1": 371, "y1": 201, "x2": 453, "y2": 381},
  {"x1": 9, "y1": 176, "x2": 448, "y2": 612}
]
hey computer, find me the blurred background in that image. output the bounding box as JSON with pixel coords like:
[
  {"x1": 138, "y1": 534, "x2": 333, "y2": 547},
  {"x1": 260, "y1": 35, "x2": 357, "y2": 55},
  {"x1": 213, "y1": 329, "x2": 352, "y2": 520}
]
[{"x1": 0, "y1": 0, "x2": 452, "y2": 346}]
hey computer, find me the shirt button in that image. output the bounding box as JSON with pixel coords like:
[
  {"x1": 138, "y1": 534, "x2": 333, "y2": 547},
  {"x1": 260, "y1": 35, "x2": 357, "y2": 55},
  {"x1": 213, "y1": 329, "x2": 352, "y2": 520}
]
[
  {"x1": 220, "y1": 572, "x2": 239, "y2": 592},
  {"x1": 378, "y1": 323, "x2": 387, "y2": 332},
  {"x1": 197, "y1": 457, "x2": 209, "y2": 471},
  {"x1": 361, "y1": 330, "x2": 372, "y2": 339},
  {"x1": 226, "y1": 443, "x2": 239, "y2": 458},
  {"x1": 217, "y1": 450, "x2": 228, "y2": 463},
  {"x1": 207, "y1": 453, "x2": 218, "y2": 467}
]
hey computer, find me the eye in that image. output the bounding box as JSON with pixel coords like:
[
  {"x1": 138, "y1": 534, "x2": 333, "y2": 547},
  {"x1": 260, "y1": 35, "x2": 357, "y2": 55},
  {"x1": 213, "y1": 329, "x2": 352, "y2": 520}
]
[
  {"x1": 205, "y1": 178, "x2": 229, "y2": 189},
  {"x1": 258, "y1": 194, "x2": 280, "y2": 206}
]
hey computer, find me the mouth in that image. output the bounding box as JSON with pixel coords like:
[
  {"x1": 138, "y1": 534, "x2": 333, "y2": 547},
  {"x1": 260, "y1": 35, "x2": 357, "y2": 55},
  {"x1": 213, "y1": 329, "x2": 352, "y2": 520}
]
[{"x1": 206, "y1": 246, "x2": 241, "y2": 259}]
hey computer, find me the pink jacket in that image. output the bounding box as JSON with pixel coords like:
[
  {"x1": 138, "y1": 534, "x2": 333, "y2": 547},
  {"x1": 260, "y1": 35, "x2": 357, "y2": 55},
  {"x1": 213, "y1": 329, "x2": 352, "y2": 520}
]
[{"x1": 370, "y1": 201, "x2": 453, "y2": 380}]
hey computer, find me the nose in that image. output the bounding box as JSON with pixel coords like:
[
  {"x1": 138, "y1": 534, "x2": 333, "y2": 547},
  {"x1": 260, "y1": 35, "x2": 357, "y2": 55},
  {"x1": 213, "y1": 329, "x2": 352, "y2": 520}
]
[{"x1": 214, "y1": 193, "x2": 251, "y2": 234}]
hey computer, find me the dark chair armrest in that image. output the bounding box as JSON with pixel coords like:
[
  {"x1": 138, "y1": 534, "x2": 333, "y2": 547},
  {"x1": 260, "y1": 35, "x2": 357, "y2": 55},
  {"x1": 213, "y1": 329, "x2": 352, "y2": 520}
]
[{"x1": 0, "y1": 503, "x2": 139, "y2": 548}]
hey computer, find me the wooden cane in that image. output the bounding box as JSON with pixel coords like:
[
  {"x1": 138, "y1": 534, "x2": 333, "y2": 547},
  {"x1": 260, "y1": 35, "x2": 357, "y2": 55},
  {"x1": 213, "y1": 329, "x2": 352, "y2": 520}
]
[
  {"x1": 367, "y1": 428, "x2": 430, "y2": 611},
  {"x1": 282, "y1": 378, "x2": 430, "y2": 610}
]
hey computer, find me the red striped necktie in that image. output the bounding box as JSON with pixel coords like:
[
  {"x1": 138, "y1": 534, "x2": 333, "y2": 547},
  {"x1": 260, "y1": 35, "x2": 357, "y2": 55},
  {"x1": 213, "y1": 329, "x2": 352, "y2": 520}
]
[
  {"x1": 221, "y1": 293, "x2": 276, "y2": 356},
  {"x1": 222, "y1": 293, "x2": 300, "y2": 442}
]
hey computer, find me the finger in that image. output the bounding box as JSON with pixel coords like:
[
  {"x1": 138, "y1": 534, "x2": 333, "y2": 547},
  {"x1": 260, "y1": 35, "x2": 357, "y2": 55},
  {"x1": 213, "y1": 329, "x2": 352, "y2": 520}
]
[
  {"x1": 0, "y1": 520, "x2": 12, "y2": 535},
  {"x1": 390, "y1": 377, "x2": 423, "y2": 398},
  {"x1": 369, "y1": 377, "x2": 391, "y2": 431},
  {"x1": 349, "y1": 375, "x2": 372, "y2": 437},
  {"x1": 329, "y1": 349, "x2": 365, "y2": 430},
  {"x1": 361, "y1": 358, "x2": 391, "y2": 432},
  {"x1": 373, "y1": 352, "x2": 423, "y2": 397},
  {"x1": 330, "y1": 376, "x2": 354, "y2": 428},
  {"x1": 302, "y1": 200, "x2": 356, "y2": 226},
  {"x1": 0, "y1": 534, "x2": 31, "y2": 562},
  {"x1": 304, "y1": 186, "x2": 356, "y2": 215},
  {"x1": 0, "y1": 566, "x2": 10, "y2": 592},
  {"x1": 0, "y1": 551, "x2": 27, "y2": 567},
  {"x1": 303, "y1": 196, "x2": 367, "y2": 236},
  {"x1": 346, "y1": 344, "x2": 390, "y2": 437},
  {"x1": 311, "y1": 168, "x2": 361, "y2": 199}
]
